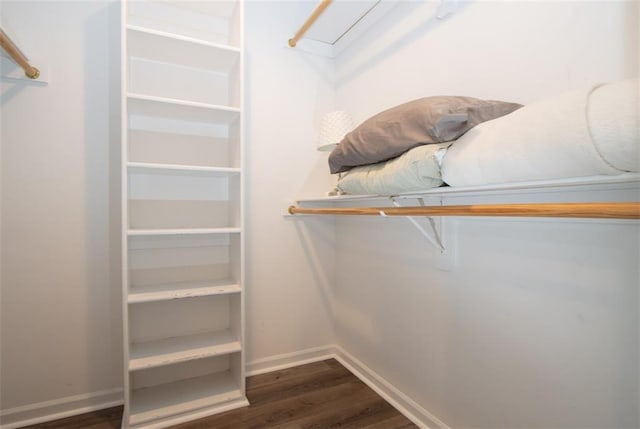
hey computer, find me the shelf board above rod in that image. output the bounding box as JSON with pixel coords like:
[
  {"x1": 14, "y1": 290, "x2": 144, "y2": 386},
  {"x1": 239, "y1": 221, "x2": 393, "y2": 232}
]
[
  {"x1": 287, "y1": 0, "x2": 400, "y2": 58},
  {"x1": 295, "y1": 174, "x2": 640, "y2": 204}
]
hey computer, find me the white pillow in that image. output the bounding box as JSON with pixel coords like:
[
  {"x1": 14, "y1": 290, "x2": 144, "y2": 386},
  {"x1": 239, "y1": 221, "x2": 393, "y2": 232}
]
[{"x1": 336, "y1": 143, "x2": 451, "y2": 195}]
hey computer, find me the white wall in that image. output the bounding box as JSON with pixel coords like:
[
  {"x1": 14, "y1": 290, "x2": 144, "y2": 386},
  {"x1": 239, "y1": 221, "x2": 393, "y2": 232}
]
[
  {"x1": 244, "y1": 1, "x2": 336, "y2": 363},
  {"x1": 1, "y1": 1, "x2": 338, "y2": 424},
  {"x1": 0, "y1": 0, "x2": 122, "y2": 423},
  {"x1": 330, "y1": 1, "x2": 639, "y2": 427},
  {"x1": 336, "y1": 1, "x2": 638, "y2": 112},
  {"x1": 1, "y1": 1, "x2": 637, "y2": 428}
]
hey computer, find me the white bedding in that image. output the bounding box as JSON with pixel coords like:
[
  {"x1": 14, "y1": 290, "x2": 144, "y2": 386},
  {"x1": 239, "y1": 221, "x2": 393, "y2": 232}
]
[
  {"x1": 442, "y1": 79, "x2": 639, "y2": 186},
  {"x1": 336, "y1": 143, "x2": 451, "y2": 195}
]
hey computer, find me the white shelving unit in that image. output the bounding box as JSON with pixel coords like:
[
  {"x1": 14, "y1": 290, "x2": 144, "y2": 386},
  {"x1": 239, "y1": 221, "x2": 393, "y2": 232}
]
[{"x1": 121, "y1": 1, "x2": 247, "y2": 427}]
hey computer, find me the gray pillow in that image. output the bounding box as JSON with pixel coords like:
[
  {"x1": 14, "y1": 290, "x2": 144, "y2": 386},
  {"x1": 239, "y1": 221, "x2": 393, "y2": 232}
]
[{"x1": 328, "y1": 96, "x2": 522, "y2": 174}]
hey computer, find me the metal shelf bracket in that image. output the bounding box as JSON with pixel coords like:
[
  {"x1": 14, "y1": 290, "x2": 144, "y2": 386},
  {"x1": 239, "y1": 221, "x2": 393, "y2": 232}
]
[
  {"x1": 391, "y1": 197, "x2": 444, "y2": 251},
  {"x1": 390, "y1": 197, "x2": 455, "y2": 270}
]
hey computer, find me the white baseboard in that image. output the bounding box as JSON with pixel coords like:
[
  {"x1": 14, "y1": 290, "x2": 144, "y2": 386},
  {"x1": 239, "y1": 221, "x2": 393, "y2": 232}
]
[
  {"x1": 129, "y1": 397, "x2": 249, "y2": 429},
  {"x1": 246, "y1": 344, "x2": 336, "y2": 376},
  {"x1": 1, "y1": 345, "x2": 448, "y2": 429},
  {"x1": 333, "y1": 345, "x2": 449, "y2": 429},
  {"x1": 246, "y1": 344, "x2": 448, "y2": 429},
  {"x1": 0, "y1": 388, "x2": 123, "y2": 429}
]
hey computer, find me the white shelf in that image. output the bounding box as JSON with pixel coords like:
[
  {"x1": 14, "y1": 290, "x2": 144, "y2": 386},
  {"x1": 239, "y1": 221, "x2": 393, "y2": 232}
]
[
  {"x1": 129, "y1": 330, "x2": 241, "y2": 372},
  {"x1": 128, "y1": 228, "x2": 241, "y2": 237},
  {"x1": 130, "y1": 371, "x2": 243, "y2": 426},
  {"x1": 127, "y1": 0, "x2": 239, "y2": 48},
  {"x1": 127, "y1": 25, "x2": 240, "y2": 72},
  {"x1": 127, "y1": 93, "x2": 240, "y2": 124},
  {"x1": 296, "y1": 174, "x2": 640, "y2": 204},
  {"x1": 129, "y1": 280, "x2": 241, "y2": 304},
  {"x1": 128, "y1": 162, "x2": 240, "y2": 177},
  {"x1": 123, "y1": 0, "x2": 245, "y2": 425},
  {"x1": 291, "y1": 0, "x2": 400, "y2": 58}
]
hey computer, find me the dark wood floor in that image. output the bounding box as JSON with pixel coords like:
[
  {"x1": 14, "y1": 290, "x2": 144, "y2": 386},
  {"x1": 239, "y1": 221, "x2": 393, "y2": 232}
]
[
  {"x1": 21, "y1": 359, "x2": 416, "y2": 429},
  {"x1": 20, "y1": 406, "x2": 122, "y2": 429}
]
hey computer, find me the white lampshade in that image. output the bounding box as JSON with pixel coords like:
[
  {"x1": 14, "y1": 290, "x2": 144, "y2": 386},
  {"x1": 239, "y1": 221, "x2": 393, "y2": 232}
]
[{"x1": 317, "y1": 110, "x2": 354, "y2": 152}]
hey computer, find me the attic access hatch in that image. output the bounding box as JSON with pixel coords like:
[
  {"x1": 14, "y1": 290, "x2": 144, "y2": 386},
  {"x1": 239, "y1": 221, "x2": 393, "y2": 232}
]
[{"x1": 288, "y1": 0, "x2": 400, "y2": 58}]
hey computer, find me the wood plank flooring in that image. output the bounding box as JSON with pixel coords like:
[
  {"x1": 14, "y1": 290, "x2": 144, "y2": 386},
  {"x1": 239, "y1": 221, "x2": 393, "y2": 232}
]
[
  {"x1": 20, "y1": 406, "x2": 123, "y2": 429},
  {"x1": 21, "y1": 359, "x2": 416, "y2": 429}
]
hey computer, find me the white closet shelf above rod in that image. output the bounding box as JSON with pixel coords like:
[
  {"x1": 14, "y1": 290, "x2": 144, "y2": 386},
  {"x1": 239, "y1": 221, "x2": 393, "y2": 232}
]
[
  {"x1": 287, "y1": 202, "x2": 640, "y2": 220},
  {"x1": 288, "y1": 0, "x2": 333, "y2": 48}
]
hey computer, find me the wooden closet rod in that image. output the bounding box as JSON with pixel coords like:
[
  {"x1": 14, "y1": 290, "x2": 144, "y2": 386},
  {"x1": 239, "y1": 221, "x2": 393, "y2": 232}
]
[
  {"x1": 0, "y1": 28, "x2": 39, "y2": 79},
  {"x1": 288, "y1": 0, "x2": 333, "y2": 47},
  {"x1": 288, "y1": 202, "x2": 640, "y2": 220}
]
